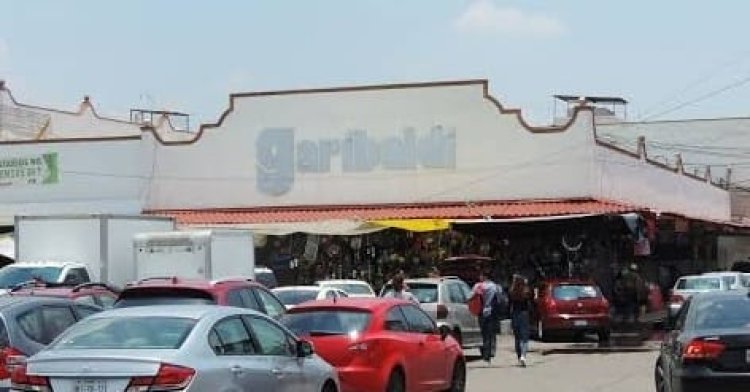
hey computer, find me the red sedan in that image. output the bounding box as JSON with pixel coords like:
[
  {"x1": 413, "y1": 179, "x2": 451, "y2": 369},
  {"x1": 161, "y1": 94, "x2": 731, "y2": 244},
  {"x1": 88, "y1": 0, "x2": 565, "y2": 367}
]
[
  {"x1": 282, "y1": 298, "x2": 465, "y2": 392},
  {"x1": 532, "y1": 279, "x2": 611, "y2": 342}
]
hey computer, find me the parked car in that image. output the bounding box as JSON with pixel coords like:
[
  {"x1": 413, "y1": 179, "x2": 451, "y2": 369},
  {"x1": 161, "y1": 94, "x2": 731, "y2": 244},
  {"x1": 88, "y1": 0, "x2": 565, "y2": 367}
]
[
  {"x1": 654, "y1": 290, "x2": 750, "y2": 392},
  {"x1": 0, "y1": 296, "x2": 102, "y2": 391},
  {"x1": 0, "y1": 262, "x2": 91, "y2": 294},
  {"x1": 668, "y1": 274, "x2": 731, "y2": 319},
  {"x1": 438, "y1": 255, "x2": 492, "y2": 287},
  {"x1": 14, "y1": 305, "x2": 339, "y2": 392},
  {"x1": 282, "y1": 298, "x2": 465, "y2": 392},
  {"x1": 531, "y1": 279, "x2": 611, "y2": 342},
  {"x1": 380, "y1": 276, "x2": 482, "y2": 349},
  {"x1": 273, "y1": 286, "x2": 348, "y2": 309},
  {"x1": 114, "y1": 277, "x2": 286, "y2": 319},
  {"x1": 8, "y1": 281, "x2": 118, "y2": 309},
  {"x1": 255, "y1": 267, "x2": 279, "y2": 289},
  {"x1": 315, "y1": 279, "x2": 376, "y2": 298}
]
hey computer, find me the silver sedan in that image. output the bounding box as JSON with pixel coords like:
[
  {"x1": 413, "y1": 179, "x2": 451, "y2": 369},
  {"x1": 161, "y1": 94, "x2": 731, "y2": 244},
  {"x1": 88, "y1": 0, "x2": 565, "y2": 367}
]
[{"x1": 12, "y1": 305, "x2": 339, "y2": 392}]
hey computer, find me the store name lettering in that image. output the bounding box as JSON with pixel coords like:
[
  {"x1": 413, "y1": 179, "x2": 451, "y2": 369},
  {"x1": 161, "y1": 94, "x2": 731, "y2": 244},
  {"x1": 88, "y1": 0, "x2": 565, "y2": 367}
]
[{"x1": 256, "y1": 126, "x2": 456, "y2": 196}]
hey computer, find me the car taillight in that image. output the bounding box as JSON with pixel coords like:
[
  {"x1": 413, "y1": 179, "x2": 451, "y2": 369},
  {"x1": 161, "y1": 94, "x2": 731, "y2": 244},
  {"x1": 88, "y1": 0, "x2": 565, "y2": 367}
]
[
  {"x1": 126, "y1": 363, "x2": 195, "y2": 392},
  {"x1": 683, "y1": 339, "x2": 725, "y2": 362},
  {"x1": 0, "y1": 346, "x2": 26, "y2": 380},
  {"x1": 544, "y1": 298, "x2": 557, "y2": 311},
  {"x1": 436, "y1": 304, "x2": 449, "y2": 320},
  {"x1": 10, "y1": 363, "x2": 50, "y2": 392},
  {"x1": 669, "y1": 293, "x2": 684, "y2": 304}
]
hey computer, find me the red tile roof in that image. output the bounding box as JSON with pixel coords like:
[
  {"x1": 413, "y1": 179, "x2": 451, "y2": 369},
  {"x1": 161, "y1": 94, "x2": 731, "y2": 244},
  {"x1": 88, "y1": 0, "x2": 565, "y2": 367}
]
[{"x1": 147, "y1": 199, "x2": 636, "y2": 225}]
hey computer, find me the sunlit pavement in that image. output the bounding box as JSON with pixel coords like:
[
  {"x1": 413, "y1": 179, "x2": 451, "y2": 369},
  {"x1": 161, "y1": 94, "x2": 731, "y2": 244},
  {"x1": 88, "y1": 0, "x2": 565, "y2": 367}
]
[{"x1": 464, "y1": 334, "x2": 659, "y2": 392}]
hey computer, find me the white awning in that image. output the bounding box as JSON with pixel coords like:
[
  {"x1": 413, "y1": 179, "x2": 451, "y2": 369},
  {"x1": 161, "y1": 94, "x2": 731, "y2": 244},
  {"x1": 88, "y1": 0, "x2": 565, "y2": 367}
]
[{"x1": 178, "y1": 219, "x2": 386, "y2": 236}]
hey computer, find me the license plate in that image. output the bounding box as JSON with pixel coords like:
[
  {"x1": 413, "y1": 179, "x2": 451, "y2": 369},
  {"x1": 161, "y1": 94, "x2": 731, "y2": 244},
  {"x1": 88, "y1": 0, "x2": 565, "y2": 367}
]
[
  {"x1": 573, "y1": 320, "x2": 588, "y2": 327},
  {"x1": 75, "y1": 379, "x2": 108, "y2": 392}
]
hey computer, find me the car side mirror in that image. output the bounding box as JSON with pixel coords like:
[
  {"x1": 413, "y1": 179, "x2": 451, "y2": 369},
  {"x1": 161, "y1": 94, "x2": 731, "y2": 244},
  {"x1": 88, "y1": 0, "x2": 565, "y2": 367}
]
[
  {"x1": 297, "y1": 340, "x2": 314, "y2": 358},
  {"x1": 439, "y1": 327, "x2": 450, "y2": 341}
]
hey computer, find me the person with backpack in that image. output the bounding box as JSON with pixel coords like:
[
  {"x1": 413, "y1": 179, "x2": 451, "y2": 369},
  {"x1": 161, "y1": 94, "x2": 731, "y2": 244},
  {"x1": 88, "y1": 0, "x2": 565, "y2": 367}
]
[
  {"x1": 509, "y1": 274, "x2": 532, "y2": 367},
  {"x1": 469, "y1": 269, "x2": 503, "y2": 363}
]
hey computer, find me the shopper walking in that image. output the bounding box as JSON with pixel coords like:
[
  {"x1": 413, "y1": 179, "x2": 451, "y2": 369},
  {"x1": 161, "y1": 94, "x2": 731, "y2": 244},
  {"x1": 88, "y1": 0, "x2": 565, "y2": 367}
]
[
  {"x1": 509, "y1": 274, "x2": 532, "y2": 367},
  {"x1": 469, "y1": 269, "x2": 502, "y2": 363}
]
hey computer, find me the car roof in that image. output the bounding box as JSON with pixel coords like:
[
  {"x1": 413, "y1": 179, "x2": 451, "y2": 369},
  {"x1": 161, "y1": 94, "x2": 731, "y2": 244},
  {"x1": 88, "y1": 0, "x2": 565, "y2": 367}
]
[
  {"x1": 272, "y1": 286, "x2": 321, "y2": 292},
  {"x1": 702, "y1": 271, "x2": 742, "y2": 276},
  {"x1": 542, "y1": 278, "x2": 596, "y2": 285},
  {"x1": 316, "y1": 279, "x2": 371, "y2": 285},
  {"x1": 0, "y1": 295, "x2": 74, "y2": 309},
  {"x1": 288, "y1": 298, "x2": 408, "y2": 313},
  {"x1": 7, "y1": 261, "x2": 85, "y2": 268},
  {"x1": 691, "y1": 289, "x2": 750, "y2": 301},
  {"x1": 124, "y1": 277, "x2": 259, "y2": 290},
  {"x1": 86, "y1": 305, "x2": 263, "y2": 320}
]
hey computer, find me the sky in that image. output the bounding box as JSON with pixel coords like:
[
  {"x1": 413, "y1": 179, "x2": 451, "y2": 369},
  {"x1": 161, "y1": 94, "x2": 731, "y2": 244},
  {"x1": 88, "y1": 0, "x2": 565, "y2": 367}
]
[{"x1": 2, "y1": 0, "x2": 750, "y2": 127}]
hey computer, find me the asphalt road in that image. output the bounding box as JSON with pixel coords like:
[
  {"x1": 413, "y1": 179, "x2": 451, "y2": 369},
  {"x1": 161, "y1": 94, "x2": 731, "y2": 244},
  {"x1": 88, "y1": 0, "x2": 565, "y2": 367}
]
[{"x1": 465, "y1": 335, "x2": 659, "y2": 392}]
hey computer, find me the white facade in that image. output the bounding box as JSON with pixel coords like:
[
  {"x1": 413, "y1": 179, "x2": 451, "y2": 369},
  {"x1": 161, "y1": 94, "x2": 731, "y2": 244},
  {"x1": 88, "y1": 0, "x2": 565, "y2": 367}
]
[{"x1": 0, "y1": 80, "x2": 733, "y2": 225}]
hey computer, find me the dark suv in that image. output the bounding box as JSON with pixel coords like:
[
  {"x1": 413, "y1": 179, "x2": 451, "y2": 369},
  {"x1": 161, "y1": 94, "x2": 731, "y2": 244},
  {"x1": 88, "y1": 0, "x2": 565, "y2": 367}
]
[
  {"x1": 9, "y1": 281, "x2": 119, "y2": 309},
  {"x1": 0, "y1": 296, "x2": 101, "y2": 391},
  {"x1": 114, "y1": 277, "x2": 287, "y2": 319}
]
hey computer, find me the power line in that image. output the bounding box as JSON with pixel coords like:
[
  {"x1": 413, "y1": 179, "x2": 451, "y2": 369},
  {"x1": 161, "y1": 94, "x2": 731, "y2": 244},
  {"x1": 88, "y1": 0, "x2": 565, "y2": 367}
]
[{"x1": 641, "y1": 73, "x2": 750, "y2": 121}]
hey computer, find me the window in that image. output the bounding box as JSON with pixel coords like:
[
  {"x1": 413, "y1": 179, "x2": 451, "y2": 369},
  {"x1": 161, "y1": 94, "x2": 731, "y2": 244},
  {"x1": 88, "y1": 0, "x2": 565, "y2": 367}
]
[
  {"x1": 74, "y1": 304, "x2": 102, "y2": 319},
  {"x1": 240, "y1": 289, "x2": 262, "y2": 311},
  {"x1": 674, "y1": 299, "x2": 691, "y2": 332},
  {"x1": 406, "y1": 283, "x2": 439, "y2": 304},
  {"x1": 64, "y1": 268, "x2": 90, "y2": 285},
  {"x1": 97, "y1": 294, "x2": 116, "y2": 309},
  {"x1": 18, "y1": 306, "x2": 77, "y2": 345},
  {"x1": 244, "y1": 316, "x2": 295, "y2": 356},
  {"x1": 324, "y1": 290, "x2": 336, "y2": 300},
  {"x1": 114, "y1": 288, "x2": 215, "y2": 308},
  {"x1": 447, "y1": 283, "x2": 466, "y2": 303},
  {"x1": 211, "y1": 317, "x2": 255, "y2": 355},
  {"x1": 53, "y1": 317, "x2": 195, "y2": 349},
  {"x1": 226, "y1": 290, "x2": 245, "y2": 308},
  {"x1": 274, "y1": 290, "x2": 318, "y2": 307},
  {"x1": 281, "y1": 310, "x2": 371, "y2": 336},
  {"x1": 254, "y1": 288, "x2": 286, "y2": 319},
  {"x1": 552, "y1": 285, "x2": 601, "y2": 300},
  {"x1": 384, "y1": 307, "x2": 408, "y2": 332},
  {"x1": 400, "y1": 305, "x2": 436, "y2": 334},
  {"x1": 74, "y1": 295, "x2": 98, "y2": 306}
]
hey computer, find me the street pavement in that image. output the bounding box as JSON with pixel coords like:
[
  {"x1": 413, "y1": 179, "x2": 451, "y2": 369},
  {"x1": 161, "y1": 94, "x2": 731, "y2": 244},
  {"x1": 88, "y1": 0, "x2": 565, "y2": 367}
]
[{"x1": 465, "y1": 334, "x2": 659, "y2": 392}]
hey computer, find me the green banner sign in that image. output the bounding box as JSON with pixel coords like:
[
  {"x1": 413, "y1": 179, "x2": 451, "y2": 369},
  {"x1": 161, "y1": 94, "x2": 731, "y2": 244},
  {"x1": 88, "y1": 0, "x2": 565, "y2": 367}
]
[{"x1": 0, "y1": 152, "x2": 59, "y2": 186}]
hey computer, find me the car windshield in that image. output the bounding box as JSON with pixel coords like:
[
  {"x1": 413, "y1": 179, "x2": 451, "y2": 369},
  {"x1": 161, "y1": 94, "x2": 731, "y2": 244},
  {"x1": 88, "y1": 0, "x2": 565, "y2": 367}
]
[
  {"x1": 322, "y1": 283, "x2": 372, "y2": 295},
  {"x1": 382, "y1": 283, "x2": 438, "y2": 303},
  {"x1": 552, "y1": 284, "x2": 600, "y2": 300},
  {"x1": 0, "y1": 266, "x2": 62, "y2": 288},
  {"x1": 282, "y1": 310, "x2": 371, "y2": 336},
  {"x1": 51, "y1": 317, "x2": 196, "y2": 349},
  {"x1": 275, "y1": 290, "x2": 319, "y2": 306},
  {"x1": 676, "y1": 277, "x2": 722, "y2": 290},
  {"x1": 114, "y1": 288, "x2": 216, "y2": 308},
  {"x1": 693, "y1": 296, "x2": 750, "y2": 330}
]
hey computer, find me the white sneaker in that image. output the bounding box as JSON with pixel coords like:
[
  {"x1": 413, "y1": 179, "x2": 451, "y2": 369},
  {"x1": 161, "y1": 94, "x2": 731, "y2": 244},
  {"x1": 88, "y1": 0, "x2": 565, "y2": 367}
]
[{"x1": 519, "y1": 356, "x2": 527, "y2": 367}]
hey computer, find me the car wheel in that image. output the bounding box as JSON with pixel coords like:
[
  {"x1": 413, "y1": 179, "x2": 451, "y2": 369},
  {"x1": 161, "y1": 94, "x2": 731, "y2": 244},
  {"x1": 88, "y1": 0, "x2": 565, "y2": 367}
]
[
  {"x1": 445, "y1": 359, "x2": 466, "y2": 392},
  {"x1": 321, "y1": 380, "x2": 337, "y2": 392},
  {"x1": 386, "y1": 368, "x2": 406, "y2": 392},
  {"x1": 654, "y1": 359, "x2": 669, "y2": 392}
]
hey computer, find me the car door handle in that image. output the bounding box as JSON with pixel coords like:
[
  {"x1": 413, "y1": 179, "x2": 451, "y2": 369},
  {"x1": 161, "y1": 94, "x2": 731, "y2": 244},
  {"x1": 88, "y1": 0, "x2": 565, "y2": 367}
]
[{"x1": 230, "y1": 365, "x2": 244, "y2": 375}]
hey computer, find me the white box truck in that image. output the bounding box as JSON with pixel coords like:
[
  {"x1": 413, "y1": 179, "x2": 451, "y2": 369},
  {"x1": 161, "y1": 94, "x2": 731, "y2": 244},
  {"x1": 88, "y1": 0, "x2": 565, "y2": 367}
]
[
  {"x1": 133, "y1": 230, "x2": 255, "y2": 281},
  {"x1": 14, "y1": 214, "x2": 175, "y2": 288}
]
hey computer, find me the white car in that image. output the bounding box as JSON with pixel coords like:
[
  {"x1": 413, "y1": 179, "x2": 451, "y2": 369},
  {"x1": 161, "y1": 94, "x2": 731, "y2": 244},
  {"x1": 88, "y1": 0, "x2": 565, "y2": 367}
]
[
  {"x1": 701, "y1": 271, "x2": 747, "y2": 290},
  {"x1": 272, "y1": 286, "x2": 348, "y2": 309},
  {"x1": 315, "y1": 279, "x2": 376, "y2": 298},
  {"x1": 668, "y1": 274, "x2": 731, "y2": 317},
  {"x1": 0, "y1": 261, "x2": 92, "y2": 294}
]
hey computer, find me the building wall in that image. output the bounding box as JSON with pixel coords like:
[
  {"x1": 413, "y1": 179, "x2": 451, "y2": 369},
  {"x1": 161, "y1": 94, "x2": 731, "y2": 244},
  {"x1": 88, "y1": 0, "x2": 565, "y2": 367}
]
[
  {"x1": 146, "y1": 81, "x2": 599, "y2": 210},
  {"x1": 718, "y1": 235, "x2": 750, "y2": 270}
]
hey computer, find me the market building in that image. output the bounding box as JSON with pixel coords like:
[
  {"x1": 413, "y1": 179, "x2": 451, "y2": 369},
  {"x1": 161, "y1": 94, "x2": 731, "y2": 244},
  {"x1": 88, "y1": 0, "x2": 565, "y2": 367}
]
[{"x1": 0, "y1": 79, "x2": 744, "y2": 292}]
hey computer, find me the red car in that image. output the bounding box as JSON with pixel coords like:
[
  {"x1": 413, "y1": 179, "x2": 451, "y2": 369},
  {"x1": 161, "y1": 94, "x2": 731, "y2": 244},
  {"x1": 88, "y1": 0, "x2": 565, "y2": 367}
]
[
  {"x1": 282, "y1": 298, "x2": 465, "y2": 392},
  {"x1": 113, "y1": 276, "x2": 286, "y2": 319},
  {"x1": 532, "y1": 279, "x2": 611, "y2": 342},
  {"x1": 9, "y1": 282, "x2": 119, "y2": 308}
]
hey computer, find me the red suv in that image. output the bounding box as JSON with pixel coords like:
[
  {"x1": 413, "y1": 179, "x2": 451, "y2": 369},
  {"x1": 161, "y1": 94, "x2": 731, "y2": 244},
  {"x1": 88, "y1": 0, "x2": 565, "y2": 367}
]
[
  {"x1": 113, "y1": 277, "x2": 287, "y2": 319},
  {"x1": 9, "y1": 282, "x2": 119, "y2": 309},
  {"x1": 532, "y1": 279, "x2": 611, "y2": 342}
]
